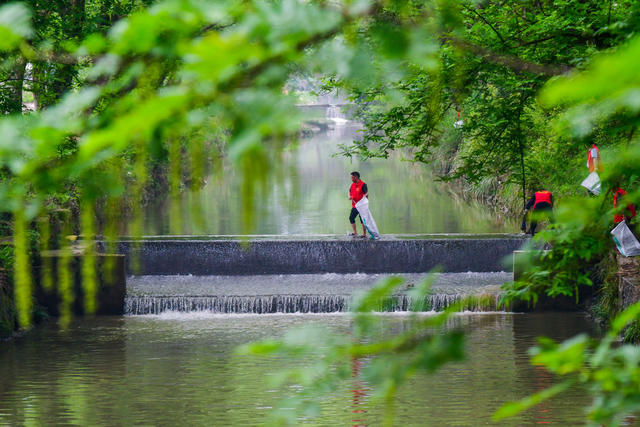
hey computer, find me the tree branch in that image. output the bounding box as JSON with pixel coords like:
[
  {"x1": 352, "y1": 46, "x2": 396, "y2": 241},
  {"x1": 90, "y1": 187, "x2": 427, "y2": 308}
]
[
  {"x1": 461, "y1": 4, "x2": 508, "y2": 47},
  {"x1": 446, "y1": 36, "x2": 572, "y2": 76}
]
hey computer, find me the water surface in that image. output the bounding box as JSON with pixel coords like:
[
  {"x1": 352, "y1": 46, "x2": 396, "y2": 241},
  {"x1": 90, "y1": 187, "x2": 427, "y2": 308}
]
[
  {"x1": 0, "y1": 312, "x2": 598, "y2": 426},
  {"x1": 145, "y1": 120, "x2": 517, "y2": 235},
  {"x1": 126, "y1": 272, "x2": 511, "y2": 297}
]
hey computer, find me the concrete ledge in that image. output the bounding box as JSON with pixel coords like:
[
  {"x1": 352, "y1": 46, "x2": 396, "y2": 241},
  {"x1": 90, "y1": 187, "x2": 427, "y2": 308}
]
[
  {"x1": 113, "y1": 238, "x2": 528, "y2": 275},
  {"x1": 511, "y1": 250, "x2": 595, "y2": 312},
  {"x1": 35, "y1": 254, "x2": 126, "y2": 315},
  {"x1": 513, "y1": 250, "x2": 550, "y2": 281}
]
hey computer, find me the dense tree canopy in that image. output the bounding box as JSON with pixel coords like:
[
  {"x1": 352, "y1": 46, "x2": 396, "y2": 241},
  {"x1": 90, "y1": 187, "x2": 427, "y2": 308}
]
[
  {"x1": 339, "y1": 0, "x2": 640, "y2": 206},
  {"x1": 1, "y1": 0, "x2": 640, "y2": 424}
]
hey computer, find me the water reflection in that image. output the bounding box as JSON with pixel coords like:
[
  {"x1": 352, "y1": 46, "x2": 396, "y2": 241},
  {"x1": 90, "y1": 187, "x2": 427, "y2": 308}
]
[
  {"x1": 145, "y1": 121, "x2": 517, "y2": 235},
  {"x1": 0, "y1": 313, "x2": 599, "y2": 426},
  {"x1": 351, "y1": 356, "x2": 367, "y2": 427}
]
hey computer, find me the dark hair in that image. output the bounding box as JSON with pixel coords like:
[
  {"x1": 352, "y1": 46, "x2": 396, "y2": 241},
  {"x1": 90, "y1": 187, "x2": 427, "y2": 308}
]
[{"x1": 351, "y1": 171, "x2": 360, "y2": 178}]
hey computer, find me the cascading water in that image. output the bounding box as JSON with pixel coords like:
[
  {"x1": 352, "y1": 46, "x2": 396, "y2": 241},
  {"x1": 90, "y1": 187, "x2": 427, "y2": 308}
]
[
  {"x1": 125, "y1": 272, "x2": 510, "y2": 315},
  {"x1": 124, "y1": 294, "x2": 500, "y2": 315},
  {"x1": 326, "y1": 104, "x2": 348, "y2": 125}
]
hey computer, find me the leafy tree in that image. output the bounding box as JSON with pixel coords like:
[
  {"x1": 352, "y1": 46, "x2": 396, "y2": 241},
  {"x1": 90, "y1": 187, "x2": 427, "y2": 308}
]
[
  {"x1": 339, "y1": 0, "x2": 639, "y2": 206},
  {"x1": 0, "y1": 0, "x2": 639, "y2": 424},
  {"x1": 0, "y1": 1, "x2": 154, "y2": 114},
  {"x1": 484, "y1": 23, "x2": 640, "y2": 426},
  {"x1": 0, "y1": 0, "x2": 454, "y2": 326}
]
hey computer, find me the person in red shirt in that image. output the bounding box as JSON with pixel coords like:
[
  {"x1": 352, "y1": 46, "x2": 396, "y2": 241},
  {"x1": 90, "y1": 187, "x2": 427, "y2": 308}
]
[
  {"x1": 587, "y1": 143, "x2": 602, "y2": 173},
  {"x1": 348, "y1": 171, "x2": 368, "y2": 238},
  {"x1": 613, "y1": 187, "x2": 637, "y2": 225},
  {"x1": 521, "y1": 189, "x2": 554, "y2": 235}
]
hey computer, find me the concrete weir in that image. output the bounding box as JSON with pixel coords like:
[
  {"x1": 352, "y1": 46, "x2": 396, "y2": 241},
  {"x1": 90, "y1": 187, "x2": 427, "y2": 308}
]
[{"x1": 115, "y1": 234, "x2": 528, "y2": 275}]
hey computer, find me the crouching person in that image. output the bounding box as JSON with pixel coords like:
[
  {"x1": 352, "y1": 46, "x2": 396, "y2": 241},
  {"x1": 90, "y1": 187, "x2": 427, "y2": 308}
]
[{"x1": 521, "y1": 189, "x2": 553, "y2": 236}]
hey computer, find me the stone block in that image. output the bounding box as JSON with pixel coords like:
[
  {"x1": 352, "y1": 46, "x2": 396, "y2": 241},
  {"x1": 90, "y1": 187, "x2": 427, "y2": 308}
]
[{"x1": 35, "y1": 253, "x2": 125, "y2": 316}]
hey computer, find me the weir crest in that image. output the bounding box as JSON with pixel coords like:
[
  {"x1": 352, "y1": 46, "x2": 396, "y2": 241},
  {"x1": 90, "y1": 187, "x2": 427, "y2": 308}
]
[{"x1": 120, "y1": 237, "x2": 525, "y2": 315}]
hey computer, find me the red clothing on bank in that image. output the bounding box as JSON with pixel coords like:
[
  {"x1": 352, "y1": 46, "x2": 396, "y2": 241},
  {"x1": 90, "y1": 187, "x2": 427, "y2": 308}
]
[
  {"x1": 587, "y1": 144, "x2": 602, "y2": 173},
  {"x1": 614, "y1": 188, "x2": 637, "y2": 223}
]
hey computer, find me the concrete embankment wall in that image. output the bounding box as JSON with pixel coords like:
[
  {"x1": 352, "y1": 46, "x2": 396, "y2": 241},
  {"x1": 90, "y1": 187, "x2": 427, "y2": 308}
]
[
  {"x1": 116, "y1": 237, "x2": 528, "y2": 275},
  {"x1": 35, "y1": 254, "x2": 126, "y2": 316}
]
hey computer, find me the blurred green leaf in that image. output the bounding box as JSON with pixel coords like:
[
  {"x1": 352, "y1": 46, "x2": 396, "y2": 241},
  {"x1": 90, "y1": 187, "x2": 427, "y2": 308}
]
[
  {"x1": 0, "y1": 3, "x2": 31, "y2": 51},
  {"x1": 493, "y1": 380, "x2": 574, "y2": 421}
]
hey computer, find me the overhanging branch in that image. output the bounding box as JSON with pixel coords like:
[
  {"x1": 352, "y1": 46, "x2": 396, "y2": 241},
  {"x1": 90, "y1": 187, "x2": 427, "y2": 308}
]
[{"x1": 446, "y1": 36, "x2": 572, "y2": 76}]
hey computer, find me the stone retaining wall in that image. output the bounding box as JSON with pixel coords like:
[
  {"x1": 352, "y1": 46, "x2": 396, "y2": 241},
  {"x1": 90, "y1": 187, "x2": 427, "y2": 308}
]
[{"x1": 618, "y1": 255, "x2": 640, "y2": 311}]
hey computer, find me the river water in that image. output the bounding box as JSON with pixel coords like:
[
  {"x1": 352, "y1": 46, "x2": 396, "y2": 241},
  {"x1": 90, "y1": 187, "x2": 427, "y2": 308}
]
[
  {"x1": 0, "y1": 312, "x2": 598, "y2": 425},
  {"x1": 145, "y1": 119, "x2": 517, "y2": 235},
  {"x1": 0, "y1": 111, "x2": 567, "y2": 425}
]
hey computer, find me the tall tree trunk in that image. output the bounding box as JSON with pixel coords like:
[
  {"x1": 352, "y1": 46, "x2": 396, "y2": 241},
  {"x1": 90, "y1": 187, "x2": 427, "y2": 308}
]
[
  {"x1": 519, "y1": 133, "x2": 526, "y2": 209},
  {"x1": 516, "y1": 91, "x2": 528, "y2": 209}
]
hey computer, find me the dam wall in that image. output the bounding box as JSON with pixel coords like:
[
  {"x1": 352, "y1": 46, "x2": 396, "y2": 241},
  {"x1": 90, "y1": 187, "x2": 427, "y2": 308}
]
[{"x1": 114, "y1": 236, "x2": 528, "y2": 275}]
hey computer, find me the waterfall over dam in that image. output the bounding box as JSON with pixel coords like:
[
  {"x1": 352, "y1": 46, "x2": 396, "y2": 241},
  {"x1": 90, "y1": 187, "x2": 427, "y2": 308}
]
[
  {"x1": 125, "y1": 272, "x2": 511, "y2": 315},
  {"x1": 118, "y1": 235, "x2": 526, "y2": 315}
]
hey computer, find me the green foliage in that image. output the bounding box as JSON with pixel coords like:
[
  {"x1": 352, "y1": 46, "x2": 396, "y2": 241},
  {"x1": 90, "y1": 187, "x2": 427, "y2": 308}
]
[
  {"x1": 500, "y1": 28, "x2": 640, "y2": 309},
  {"x1": 0, "y1": 243, "x2": 16, "y2": 338},
  {"x1": 238, "y1": 275, "x2": 465, "y2": 425},
  {"x1": 494, "y1": 27, "x2": 640, "y2": 424},
  {"x1": 541, "y1": 34, "x2": 640, "y2": 138},
  {"x1": 0, "y1": 0, "x2": 637, "y2": 422},
  {"x1": 623, "y1": 320, "x2": 640, "y2": 344},
  {"x1": 12, "y1": 209, "x2": 32, "y2": 328},
  {"x1": 0, "y1": 3, "x2": 31, "y2": 51},
  {"x1": 501, "y1": 196, "x2": 612, "y2": 306},
  {"x1": 339, "y1": 0, "x2": 640, "y2": 209},
  {"x1": 0, "y1": 0, "x2": 371, "y2": 322}
]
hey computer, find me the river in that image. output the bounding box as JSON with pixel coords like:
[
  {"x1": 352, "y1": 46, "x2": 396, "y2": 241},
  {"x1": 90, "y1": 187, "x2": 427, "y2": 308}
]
[
  {"x1": 145, "y1": 118, "x2": 517, "y2": 235},
  {"x1": 0, "y1": 312, "x2": 597, "y2": 425},
  {"x1": 0, "y1": 108, "x2": 563, "y2": 426}
]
